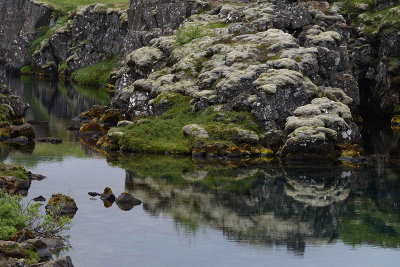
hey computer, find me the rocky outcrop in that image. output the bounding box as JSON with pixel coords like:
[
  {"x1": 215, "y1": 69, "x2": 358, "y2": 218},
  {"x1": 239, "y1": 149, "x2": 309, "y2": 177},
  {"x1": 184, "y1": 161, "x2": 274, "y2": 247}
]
[
  {"x1": 33, "y1": 4, "x2": 128, "y2": 75},
  {"x1": 0, "y1": 0, "x2": 52, "y2": 70},
  {"x1": 346, "y1": 1, "x2": 400, "y2": 118},
  {"x1": 100, "y1": 0, "x2": 363, "y2": 158}
]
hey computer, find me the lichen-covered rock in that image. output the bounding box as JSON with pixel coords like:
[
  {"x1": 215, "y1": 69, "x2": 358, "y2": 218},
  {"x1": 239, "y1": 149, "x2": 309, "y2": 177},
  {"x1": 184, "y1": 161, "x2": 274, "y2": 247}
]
[
  {"x1": 182, "y1": 124, "x2": 209, "y2": 139},
  {"x1": 280, "y1": 97, "x2": 361, "y2": 158},
  {"x1": 45, "y1": 194, "x2": 78, "y2": 216}
]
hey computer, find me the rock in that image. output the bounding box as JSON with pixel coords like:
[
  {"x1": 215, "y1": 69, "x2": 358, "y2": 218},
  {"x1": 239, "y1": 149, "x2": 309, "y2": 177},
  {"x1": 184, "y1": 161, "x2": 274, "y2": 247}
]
[
  {"x1": 0, "y1": 164, "x2": 30, "y2": 194},
  {"x1": 30, "y1": 174, "x2": 46, "y2": 181},
  {"x1": 11, "y1": 229, "x2": 35, "y2": 243},
  {"x1": 261, "y1": 130, "x2": 285, "y2": 153},
  {"x1": 27, "y1": 120, "x2": 48, "y2": 125},
  {"x1": 88, "y1": 192, "x2": 100, "y2": 197},
  {"x1": 35, "y1": 137, "x2": 62, "y2": 144},
  {"x1": 117, "y1": 120, "x2": 134, "y2": 127},
  {"x1": 100, "y1": 187, "x2": 115, "y2": 202},
  {"x1": 9, "y1": 124, "x2": 35, "y2": 140},
  {"x1": 79, "y1": 119, "x2": 103, "y2": 135},
  {"x1": 116, "y1": 192, "x2": 142, "y2": 211},
  {"x1": 182, "y1": 124, "x2": 209, "y2": 139},
  {"x1": 31, "y1": 256, "x2": 74, "y2": 267},
  {"x1": 7, "y1": 136, "x2": 29, "y2": 145},
  {"x1": 0, "y1": 0, "x2": 52, "y2": 70},
  {"x1": 8, "y1": 95, "x2": 29, "y2": 119},
  {"x1": 45, "y1": 194, "x2": 78, "y2": 216},
  {"x1": 33, "y1": 196, "x2": 46, "y2": 202}
]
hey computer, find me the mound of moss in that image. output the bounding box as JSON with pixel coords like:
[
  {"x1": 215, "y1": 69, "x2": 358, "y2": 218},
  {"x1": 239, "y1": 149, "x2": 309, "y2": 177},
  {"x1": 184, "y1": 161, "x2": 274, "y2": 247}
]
[
  {"x1": 71, "y1": 57, "x2": 118, "y2": 86},
  {"x1": 113, "y1": 93, "x2": 262, "y2": 154},
  {"x1": 0, "y1": 164, "x2": 29, "y2": 181}
]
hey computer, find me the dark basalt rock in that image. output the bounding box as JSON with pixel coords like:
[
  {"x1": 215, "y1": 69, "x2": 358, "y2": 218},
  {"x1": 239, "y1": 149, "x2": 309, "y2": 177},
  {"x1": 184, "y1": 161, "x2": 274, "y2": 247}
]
[
  {"x1": 33, "y1": 195, "x2": 46, "y2": 202},
  {"x1": 0, "y1": 0, "x2": 52, "y2": 70},
  {"x1": 116, "y1": 192, "x2": 142, "y2": 211}
]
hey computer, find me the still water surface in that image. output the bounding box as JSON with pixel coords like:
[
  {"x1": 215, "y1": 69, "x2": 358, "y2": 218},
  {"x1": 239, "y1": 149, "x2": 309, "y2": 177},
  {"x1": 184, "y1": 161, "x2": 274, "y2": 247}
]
[{"x1": 1, "y1": 74, "x2": 400, "y2": 267}]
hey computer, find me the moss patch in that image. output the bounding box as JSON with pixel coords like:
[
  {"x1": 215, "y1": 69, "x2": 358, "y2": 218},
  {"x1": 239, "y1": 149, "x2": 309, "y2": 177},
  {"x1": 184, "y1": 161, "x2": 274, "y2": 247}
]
[
  {"x1": 0, "y1": 165, "x2": 28, "y2": 181},
  {"x1": 71, "y1": 57, "x2": 118, "y2": 86},
  {"x1": 33, "y1": 0, "x2": 130, "y2": 14},
  {"x1": 116, "y1": 93, "x2": 261, "y2": 153}
]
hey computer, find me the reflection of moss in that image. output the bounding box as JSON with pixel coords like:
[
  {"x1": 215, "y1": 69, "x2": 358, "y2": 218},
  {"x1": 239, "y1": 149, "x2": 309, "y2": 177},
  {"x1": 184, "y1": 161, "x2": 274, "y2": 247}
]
[
  {"x1": 339, "y1": 197, "x2": 400, "y2": 247},
  {"x1": 117, "y1": 93, "x2": 261, "y2": 153},
  {"x1": 109, "y1": 154, "x2": 264, "y2": 194}
]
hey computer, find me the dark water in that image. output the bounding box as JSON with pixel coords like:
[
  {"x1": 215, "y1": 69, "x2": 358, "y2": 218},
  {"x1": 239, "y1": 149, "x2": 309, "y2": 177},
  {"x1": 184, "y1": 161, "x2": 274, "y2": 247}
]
[{"x1": 1, "y1": 74, "x2": 400, "y2": 267}]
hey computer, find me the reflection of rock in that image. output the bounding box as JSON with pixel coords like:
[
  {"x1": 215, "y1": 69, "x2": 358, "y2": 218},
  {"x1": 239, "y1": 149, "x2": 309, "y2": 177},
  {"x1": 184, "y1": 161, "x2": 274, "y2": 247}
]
[
  {"x1": 116, "y1": 192, "x2": 142, "y2": 211},
  {"x1": 284, "y1": 178, "x2": 350, "y2": 207}
]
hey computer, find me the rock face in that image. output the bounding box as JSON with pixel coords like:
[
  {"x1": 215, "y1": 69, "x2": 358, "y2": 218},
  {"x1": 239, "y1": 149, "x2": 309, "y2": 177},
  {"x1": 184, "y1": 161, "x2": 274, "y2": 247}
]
[
  {"x1": 348, "y1": 1, "x2": 400, "y2": 118},
  {"x1": 33, "y1": 4, "x2": 128, "y2": 75},
  {"x1": 0, "y1": 0, "x2": 52, "y2": 69}
]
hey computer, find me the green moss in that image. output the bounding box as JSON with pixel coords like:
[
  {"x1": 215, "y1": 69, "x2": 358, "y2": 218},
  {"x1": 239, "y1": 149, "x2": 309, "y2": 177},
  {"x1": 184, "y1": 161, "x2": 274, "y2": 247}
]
[
  {"x1": 34, "y1": 0, "x2": 130, "y2": 14},
  {"x1": 0, "y1": 104, "x2": 11, "y2": 125},
  {"x1": 58, "y1": 61, "x2": 68, "y2": 76},
  {"x1": 175, "y1": 25, "x2": 206, "y2": 46},
  {"x1": 71, "y1": 56, "x2": 118, "y2": 86},
  {"x1": 0, "y1": 164, "x2": 29, "y2": 180},
  {"x1": 206, "y1": 22, "x2": 229, "y2": 29},
  {"x1": 116, "y1": 93, "x2": 261, "y2": 153},
  {"x1": 20, "y1": 65, "x2": 34, "y2": 75}
]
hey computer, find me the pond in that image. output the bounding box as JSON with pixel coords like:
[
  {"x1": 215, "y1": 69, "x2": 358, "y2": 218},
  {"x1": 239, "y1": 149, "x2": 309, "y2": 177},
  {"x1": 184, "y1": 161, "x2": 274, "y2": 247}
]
[{"x1": 1, "y1": 74, "x2": 400, "y2": 267}]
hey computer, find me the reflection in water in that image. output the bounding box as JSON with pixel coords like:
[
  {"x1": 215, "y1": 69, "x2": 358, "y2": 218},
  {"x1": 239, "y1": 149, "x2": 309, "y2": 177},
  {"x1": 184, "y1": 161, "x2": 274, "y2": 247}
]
[
  {"x1": 107, "y1": 154, "x2": 400, "y2": 255},
  {"x1": 1, "y1": 75, "x2": 400, "y2": 265}
]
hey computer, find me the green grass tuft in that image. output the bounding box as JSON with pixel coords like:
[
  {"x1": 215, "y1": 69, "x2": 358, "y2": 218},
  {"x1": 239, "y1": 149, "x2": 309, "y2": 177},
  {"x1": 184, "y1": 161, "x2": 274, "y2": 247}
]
[
  {"x1": 71, "y1": 57, "x2": 118, "y2": 86},
  {"x1": 175, "y1": 25, "x2": 206, "y2": 46},
  {"x1": 34, "y1": 0, "x2": 130, "y2": 14}
]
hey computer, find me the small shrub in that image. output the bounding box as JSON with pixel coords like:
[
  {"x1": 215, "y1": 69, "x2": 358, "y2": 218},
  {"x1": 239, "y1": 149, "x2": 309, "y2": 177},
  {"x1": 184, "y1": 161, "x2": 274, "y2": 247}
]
[
  {"x1": 175, "y1": 25, "x2": 205, "y2": 46},
  {"x1": 20, "y1": 65, "x2": 34, "y2": 75}
]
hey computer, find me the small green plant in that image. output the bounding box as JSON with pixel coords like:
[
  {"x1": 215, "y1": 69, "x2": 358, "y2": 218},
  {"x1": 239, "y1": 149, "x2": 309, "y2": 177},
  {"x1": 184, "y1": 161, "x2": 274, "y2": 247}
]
[
  {"x1": 20, "y1": 65, "x2": 34, "y2": 75},
  {"x1": 175, "y1": 25, "x2": 205, "y2": 46},
  {"x1": 0, "y1": 189, "x2": 72, "y2": 241}
]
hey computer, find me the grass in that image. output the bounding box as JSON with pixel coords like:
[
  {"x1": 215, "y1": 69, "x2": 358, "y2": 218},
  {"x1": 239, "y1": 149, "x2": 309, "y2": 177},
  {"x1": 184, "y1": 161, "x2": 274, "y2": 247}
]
[
  {"x1": 34, "y1": 0, "x2": 130, "y2": 14},
  {"x1": 71, "y1": 56, "x2": 118, "y2": 86},
  {"x1": 175, "y1": 25, "x2": 206, "y2": 46},
  {"x1": 115, "y1": 93, "x2": 261, "y2": 153}
]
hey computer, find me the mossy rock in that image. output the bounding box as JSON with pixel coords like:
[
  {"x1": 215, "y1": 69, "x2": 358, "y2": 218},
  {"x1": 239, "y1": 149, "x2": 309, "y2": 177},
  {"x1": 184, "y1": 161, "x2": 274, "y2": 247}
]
[
  {"x1": 391, "y1": 115, "x2": 400, "y2": 128},
  {"x1": 79, "y1": 118, "x2": 103, "y2": 134},
  {"x1": 0, "y1": 164, "x2": 31, "y2": 194},
  {"x1": 99, "y1": 109, "x2": 125, "y2": 125},
  {"x1": 9, "y1": 124, "x2": 35, "y2": 140},
  {"x1": 45, "y1": 193, "x2": 78, "y2": 216},
  {"x1": 0, "y1": 126, "x2": 11, "y2": 140},
  {"x1": 0, "y1": 164, "x2": 29, "y2": 181},
  {"x1": 79, "y1": 105, "x2": 106, "y2": 120},
  {"x1": 0, "y1": 241, "x2": 39, "y2": 265}
]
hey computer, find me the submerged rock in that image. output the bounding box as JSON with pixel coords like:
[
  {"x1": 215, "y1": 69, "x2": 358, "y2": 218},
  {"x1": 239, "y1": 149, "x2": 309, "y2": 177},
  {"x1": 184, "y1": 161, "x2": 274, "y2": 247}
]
[{"x1": 35, "y1": 137, "x2": 62, "y2": 144}]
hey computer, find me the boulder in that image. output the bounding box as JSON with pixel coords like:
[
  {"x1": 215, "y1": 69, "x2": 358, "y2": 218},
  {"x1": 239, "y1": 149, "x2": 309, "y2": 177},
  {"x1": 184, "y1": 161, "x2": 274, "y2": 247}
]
[
  {"x1": 182, "y1": 124, "x2": 209, "y2": 139},
  {"x1": 45, "y1": 194, "x2": 78, "y2": 216},
  {"x1": 9, "y1": 124, "x2": 35, "y2": 140},
  {"x1": 116, "y1": 192, "x2": 142, "y2": 211}
]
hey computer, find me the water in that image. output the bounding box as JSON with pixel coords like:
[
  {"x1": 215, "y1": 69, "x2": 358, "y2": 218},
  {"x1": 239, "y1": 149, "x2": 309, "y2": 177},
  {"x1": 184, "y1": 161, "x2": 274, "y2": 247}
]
[{"x1": 2, "y1": 74, "x2": 400, "y2": 267}]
